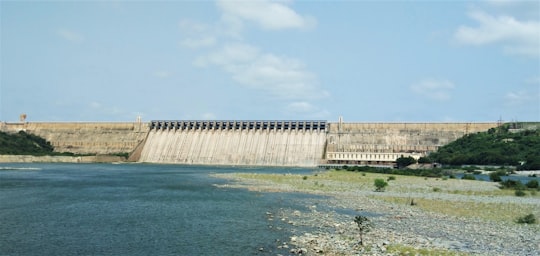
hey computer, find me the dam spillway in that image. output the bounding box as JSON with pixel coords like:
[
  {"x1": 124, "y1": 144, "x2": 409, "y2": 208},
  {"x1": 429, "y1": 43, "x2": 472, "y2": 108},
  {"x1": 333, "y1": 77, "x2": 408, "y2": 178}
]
[{"x1": 138, "y1": 120, "x2": 328, "y2": 167}]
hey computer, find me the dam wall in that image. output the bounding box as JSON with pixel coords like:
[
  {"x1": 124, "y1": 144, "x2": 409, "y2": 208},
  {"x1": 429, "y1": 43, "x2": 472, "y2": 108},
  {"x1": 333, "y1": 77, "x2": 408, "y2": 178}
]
[
  {"x1": 138, "y1": 120, "x2": 327, "y2": 167},
  {"x1": 0, "y1": 122, "x2": 149, "y2": 155},
  {"x1": 325, "y1": 122, "x2": 499, "y2": 165},
  {"x1": 1, "y1": 120, "x2": 501, "y2": 166}
]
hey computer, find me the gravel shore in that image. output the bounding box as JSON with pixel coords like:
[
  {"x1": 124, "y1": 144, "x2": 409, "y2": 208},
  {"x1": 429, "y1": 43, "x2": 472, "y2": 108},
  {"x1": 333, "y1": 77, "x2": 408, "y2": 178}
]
[{"x1": 213, "y1": 171, "x2": 540, "y2": 256}]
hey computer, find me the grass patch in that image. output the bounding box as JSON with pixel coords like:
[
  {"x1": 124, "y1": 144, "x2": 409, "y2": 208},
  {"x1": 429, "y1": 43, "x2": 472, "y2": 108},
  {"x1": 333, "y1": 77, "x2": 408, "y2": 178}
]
[
  {"x1": 376, "y1": 196, "x2": 539, "y2": 223},
  {"x1": 387, "y1": 244, "x2": 469, "y2": 256}
]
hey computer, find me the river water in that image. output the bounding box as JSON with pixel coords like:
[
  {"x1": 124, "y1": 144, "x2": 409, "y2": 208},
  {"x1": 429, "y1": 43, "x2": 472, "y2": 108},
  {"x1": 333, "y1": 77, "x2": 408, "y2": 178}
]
[{"x1": 0, "y1": 163, "x2": 319, "y2": 256}]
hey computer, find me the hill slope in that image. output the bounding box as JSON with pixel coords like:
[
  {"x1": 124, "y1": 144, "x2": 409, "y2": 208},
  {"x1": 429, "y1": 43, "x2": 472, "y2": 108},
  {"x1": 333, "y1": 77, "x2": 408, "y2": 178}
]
[
  {"x1": 0, "y1": 131, "x2": 55, "y2": 155},
  {"x1": 429, "y1": 124, "x2": 540, "y2": 170}
]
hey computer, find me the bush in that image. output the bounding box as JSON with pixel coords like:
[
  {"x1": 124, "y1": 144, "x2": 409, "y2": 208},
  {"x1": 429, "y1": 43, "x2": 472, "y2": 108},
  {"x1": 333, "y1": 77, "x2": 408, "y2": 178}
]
[
  {"x1": 387, "y1": 176, "x2": 396, "y2": 181},
  {"x1": 516, "y1": 213, "x2": 536, "y2": 224},
  {"x1": 489, "y1": 170, "x2": 507, "y2": 182},
  {"x1": 462, "y1": 174, "x2": 476, "y2": 180},
  {"x1": 515, "y1": 190, "x2": 526, "y2": 197},
  {"x1": 500, "y1": 179, "x2": 525, "y2": 190},
  {"x1": 526, "y1": 180, "x2": 539, "y2": 189},
  {"x1": 374, "y1": 178, "x2": 388, "y2": 192}
]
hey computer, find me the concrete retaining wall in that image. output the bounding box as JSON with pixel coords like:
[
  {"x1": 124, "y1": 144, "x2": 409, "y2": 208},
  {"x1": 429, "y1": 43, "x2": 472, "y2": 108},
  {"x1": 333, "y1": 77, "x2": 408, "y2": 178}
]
[
  {"x1": 0, "y1": 155, "x2": 126, "y2": 163},
  {"x1": 1, "y1": 122, "x2": 149, "y2": 155},
  {"x1": 326, "y1": 122, "x2": 498, "y2": 153}
]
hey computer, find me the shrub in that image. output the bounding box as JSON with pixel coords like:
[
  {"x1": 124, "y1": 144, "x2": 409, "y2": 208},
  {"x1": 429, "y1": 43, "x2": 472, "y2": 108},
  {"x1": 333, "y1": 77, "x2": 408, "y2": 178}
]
[
  {"x1": 461, "y1": 174, "x2": 476, "y2": 180},
  {"x1": 489, "y1": 170, "x2": 507, "y2": 182},
  {"x1": 302, "y1": 176, "x2": 308, "y2": 180},
  {"x1": 433, "y1": 187, "x2": 441, "y2": 192},
  {"x1": 500, "y1": 179, "x2": 525, "y2": 190},
  {"x1": 516, "y1": 213, "x2": 536, "y2": 224},
  {"x1": 387, "y1": 176, "x2": 396, "y2": 181},
  {"x1": 526, "y1": 180, "x2": 539, "y2": 189},
  {"x1": 374, "y1": 178, "x2": 388, "y2": 192},
  {"x1": 515, "y1": 190, "x2": 526, "y2": 197}
]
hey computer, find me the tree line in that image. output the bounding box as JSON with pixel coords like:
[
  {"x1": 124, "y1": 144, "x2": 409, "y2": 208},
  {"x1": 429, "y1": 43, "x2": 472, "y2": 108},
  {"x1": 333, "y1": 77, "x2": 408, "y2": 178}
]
[{"x1": 427, "y1": 125, "x2": 540, "y2": 170}]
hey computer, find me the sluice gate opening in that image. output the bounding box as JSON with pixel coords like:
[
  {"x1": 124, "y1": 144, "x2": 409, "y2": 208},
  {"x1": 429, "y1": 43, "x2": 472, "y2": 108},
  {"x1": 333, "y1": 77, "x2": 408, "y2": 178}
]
[{"x1": 149, "y1": 120, "x2": 327, "y2": 132}]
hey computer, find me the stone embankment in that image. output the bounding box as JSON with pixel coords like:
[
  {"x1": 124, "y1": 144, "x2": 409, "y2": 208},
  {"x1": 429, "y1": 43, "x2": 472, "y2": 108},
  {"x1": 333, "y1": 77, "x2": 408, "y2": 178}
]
[
  {"x1": 214, "y1": 172, "x2": 540, "y2": 256},
  {"x1": 0, "y1": 155, "x2": 126, "y2": 163}
]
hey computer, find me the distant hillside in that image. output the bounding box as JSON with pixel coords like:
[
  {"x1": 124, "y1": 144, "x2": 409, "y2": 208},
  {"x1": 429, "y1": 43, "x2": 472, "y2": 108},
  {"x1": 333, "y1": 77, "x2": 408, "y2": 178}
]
[
  {"x1": 429, "y1": 123, "x2": 540, "y2": 170},
  {"x1": 0, "y1": 131, "x2": 56, "y2": 155}
]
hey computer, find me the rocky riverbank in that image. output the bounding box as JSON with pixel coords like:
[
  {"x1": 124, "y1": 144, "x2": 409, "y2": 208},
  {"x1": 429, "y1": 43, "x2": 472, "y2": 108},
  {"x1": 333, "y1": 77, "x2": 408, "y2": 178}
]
[{"x1": 213, "y1": 171, "x2": 540, "y2": 256}]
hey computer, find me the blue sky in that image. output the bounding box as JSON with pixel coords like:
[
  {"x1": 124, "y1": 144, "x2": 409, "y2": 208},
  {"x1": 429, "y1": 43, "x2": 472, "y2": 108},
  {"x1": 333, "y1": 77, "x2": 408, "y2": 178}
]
[{"x1": 1, "y1": 0, "x2": 539, "y2": 122}]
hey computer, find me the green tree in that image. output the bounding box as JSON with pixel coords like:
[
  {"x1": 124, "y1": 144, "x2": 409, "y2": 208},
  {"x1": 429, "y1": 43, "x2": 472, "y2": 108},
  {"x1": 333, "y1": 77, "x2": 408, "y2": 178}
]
[
  {"x1": 396, "y1": 156, "x2": 417, "y2": 169},
  {"x1": 417, "y1": 156, "x2": 432, "y2": 164},
  {"x1": 354, "y1": 215, "x2": 372, "y2": 246},
  {"x1": 429, "y1": 124, "x2": 540, "y2": 169}
]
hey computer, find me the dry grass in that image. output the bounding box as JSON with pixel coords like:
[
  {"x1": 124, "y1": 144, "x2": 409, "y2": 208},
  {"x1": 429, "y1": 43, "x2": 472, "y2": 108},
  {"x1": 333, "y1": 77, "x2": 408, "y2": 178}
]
[
  {"x1": 386, "y1": 244, "x2": 470, "y2": 256},
  {"x1": 219, "y1": 170, "x2": 540, "y2": 223},
  {"x1": 375, "y1": 195, "x2": 539, "y2": 223}
]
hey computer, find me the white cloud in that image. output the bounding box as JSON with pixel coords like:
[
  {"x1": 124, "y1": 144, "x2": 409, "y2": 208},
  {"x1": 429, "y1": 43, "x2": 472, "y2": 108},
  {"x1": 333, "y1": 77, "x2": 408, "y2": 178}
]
[
  {"x1": 56, "y1": 29, "x2": 84, "y2": 43},
  {"x1": 410, "y1": 79, "x2": 455, "y2": 101},
  {"x1": 197, "y1": 43, "x2": 328, "y2": 100},
  {"x1": 216, "y1": 0, "x2": 316, "y2": 30},
  {"x1": 179, "y1": 1, "x2": 328, "y2": 118},
  {"x1": 455, "y1": 11, "x2": 540, "y2": 57},
  {"x1": 504, "y1": 90, "x2": 539, "y2": 106},
  {"x1": 504, "y1": 78, "x2": 540, "y2": 106}
]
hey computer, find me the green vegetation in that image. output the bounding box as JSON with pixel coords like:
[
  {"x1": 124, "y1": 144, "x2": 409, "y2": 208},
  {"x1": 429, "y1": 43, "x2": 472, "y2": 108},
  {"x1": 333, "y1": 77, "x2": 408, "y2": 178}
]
[
  {"x1": 428, "y1": 124, "x2": 540, "y2": 170},
  {"x1": 354, "y1": 215, "x2": 372, "y2": 246},
  {"x1": 340, "y1": 165, "x2": 455, "y2": 178},
  {"x1": 461, "y1": 174, "x2": 476, "y2": 180},
  {"x1": 387, "y1": 244, "x2": 470, "y2": 256},
  {"x1": 489, "y1": 170, "x2": 508, "y2": 182},
  {"x1": 516, "y1": 213, "x2": 536, "y2": 224},
  {"x1": 395, "y1": 155, "x2": 417, "y2": 168},
  {"x1": 0, "y1": 131, "x2": 55, "y2": 155},
  {"x1": 223, "y1": 171, "x2": 539, "y2": 224},
  {"x1": 0, "y1": 130, "x2": 128, "y2": 159},
  {"x1": 374, "y1": 178, "x2": 388, "y2": 192}
]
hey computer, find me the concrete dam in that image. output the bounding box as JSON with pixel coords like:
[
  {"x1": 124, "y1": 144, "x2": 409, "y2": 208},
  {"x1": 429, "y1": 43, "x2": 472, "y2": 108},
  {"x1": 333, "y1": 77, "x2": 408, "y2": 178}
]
[
  {"x1": 138, "y1": 120, "x2": 327, "y2": 166},
  {"x1": 1, "y1": 120, "x2": 499, "y2": 167}
]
